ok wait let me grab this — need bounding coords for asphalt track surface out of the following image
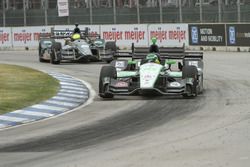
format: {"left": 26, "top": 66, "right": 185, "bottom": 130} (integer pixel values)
{"left": 0, "top": 51, "right": 249, "bottom": 167}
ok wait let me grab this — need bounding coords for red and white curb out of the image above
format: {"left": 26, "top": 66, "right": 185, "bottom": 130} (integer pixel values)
{"left": 0, "top": 72, "right": 90, "bottom": 130}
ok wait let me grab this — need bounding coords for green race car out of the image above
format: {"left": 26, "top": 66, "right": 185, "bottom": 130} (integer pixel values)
{"left": 99, "top": 46, "right": 204, "bottom": 98}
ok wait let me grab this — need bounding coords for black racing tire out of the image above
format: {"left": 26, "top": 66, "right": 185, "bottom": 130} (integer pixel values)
{"left": 38, "top": 43, "right": 46, "bottom": 62}
{"left": 99, "top": 66, "right": 117, "bottom": 98}
{"left": 53, "top": 42, "right": 62, "bottom": 51}
{"left": 105, "top": 41, "right": 117, "bottom": 52}
{"left": 50, "top": 42, "right": 61, "bottom": 65}
{"left": 106, "top": 60, "right": 112, "bottom": 63}
{"left": 39, "top": 56, "right": 46, "bottom": 63}
{"left": 182, "top": 65, "right": 198, "bottom": 79}
{"left": 38, "top": 43, "right": 41, "bottom": 57}
{"left": 50, "top": 52, "right": 58, "bottom": 64}
{"left": 198, "top": 74, "right": 204, "bottom": 94}
{"left": 182, "top": 65, "right": 198, "bottom": 97}
{"left": 103, "top": 42, "right": 117, "bottom": 63}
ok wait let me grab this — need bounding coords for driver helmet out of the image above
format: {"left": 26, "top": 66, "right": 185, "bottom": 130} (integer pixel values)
{"left": 151, "top": 37, "right": 157, "bottom": 45}
{"left": 146, "top": 53, "right": 160, "bottom": 64}
{"left": 72, "top": 33, "right": 81, "bottom": 40}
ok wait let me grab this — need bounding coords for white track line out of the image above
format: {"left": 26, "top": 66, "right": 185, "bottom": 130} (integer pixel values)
{"left": 13, "top": 110, "right": 54, "bottom": 117}
{"left": 59, "top": 89, "right": 87, "bottom": 94}
{"left": 46, "top": 100, "right": 78, "bottom": 107}
{"left": 0, "top": 115, "right": 29, "bottom": 123}
{"left": 60, "top": 82, "right": 82, "bottom": 87}
{"left": 61, "top": 86, "right": 85, "bottom": 91}
{"left": 0, "top": 124, "right": 7, "bottom": 128}
{"left": 52, "top": 96, "right": 83, "bottom": 102}
{"left": 57, "top": 93, "right": 85, "bottom": 98}
{"left": 31, "top": 104, "right": 68, "bottom": 111}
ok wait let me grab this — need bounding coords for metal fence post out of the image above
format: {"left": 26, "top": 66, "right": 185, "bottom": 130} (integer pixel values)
{"left": 2, "top": 0, "right": 6, "bottom": 27}
{"left": 23, "top": 0, "right": 27, "bottom": 26}
{"left": 68, "top": 0, "right": 70, "bottom": 24}
{"left": 199, "top": 0, "right": 203, "bottom": 23}
{"left": 45, "top": 0, "right": 48, "bottom": 25}
{"left": 159, "top": 0, "right": 163, "bottom": 23}
{"left": 237, "top": 0, "right": 241, "bottom": 22}
{"left": 89, "top": 0, "right": 93, "bottom": 24}
{"left": 136, "top": 0, "right": 140, "bottom": 24}
{"left": 113, "top": 0, "right": 116, "bottom": 24}
{"left": 178, "top": 0, "right": 182, "bottom": 22}
{"left": 218, "top": 0, "right": 221, "bottom": 22}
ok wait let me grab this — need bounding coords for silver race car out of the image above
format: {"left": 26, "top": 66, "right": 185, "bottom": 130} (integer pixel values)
{"left": 38, "top": 28, "right": 117, "bottom": 64}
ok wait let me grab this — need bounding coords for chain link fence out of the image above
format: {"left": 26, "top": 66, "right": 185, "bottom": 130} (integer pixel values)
{"left": 1, "top": 0, "right": 250, "bottom": 27}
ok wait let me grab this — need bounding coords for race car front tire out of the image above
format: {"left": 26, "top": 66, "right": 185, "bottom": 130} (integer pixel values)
{"left": 38, "top": 44, "right": 47, "bottom": 62}
{"left": 182, "top": 65, "right": 198, "bottom": 97}
{"left": 99, "top": 66, "right": 117, "bottom": 98}
{"left": 50, "top": 42, "right": 61, "bottom": 64}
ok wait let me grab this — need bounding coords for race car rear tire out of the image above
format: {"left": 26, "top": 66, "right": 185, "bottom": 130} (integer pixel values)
{"left": 50, "top": 42, "right": 61, "bottom": 64}
{"left": 182, "top": 65, "right": 198, "bottom": 78}
{"left": 198, "top": 74, "right": 204, "bottom": 94}
{"left": 182, "top": 65, "right": 198, "bottom": 97}
{"left": 105, "top": 41, "right": 117, "bottom": 52}
{"left": 104, "top": 41, "right": 117, "bottom": 63}
{"left": 99, "top": 66, "right": 117, "bottom": 98}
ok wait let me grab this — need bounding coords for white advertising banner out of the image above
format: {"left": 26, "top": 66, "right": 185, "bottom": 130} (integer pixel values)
{"left": 12, "top": 26, "right": 51, "bottom": 47}
{"left": 1, "top": 24, "right": 189, "bottom": 49}
{"left": 100, "top": 24, "right": 149, "bottom": 47}
{"left": 148, "top": 24, "right": 189, "bottom": 47}
{"left": 57, "top": 0, "right": 69, "bottom": 17}
{"left": 0, "top": 27, "right": 12, "bottom": 47}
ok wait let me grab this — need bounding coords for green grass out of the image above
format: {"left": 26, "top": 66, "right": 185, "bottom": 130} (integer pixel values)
{"left": 0, "top": 64, "right": 60, "bottom": 114}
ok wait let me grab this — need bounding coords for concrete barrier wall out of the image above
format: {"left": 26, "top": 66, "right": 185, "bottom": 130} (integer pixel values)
{"left": 0, "top": 23, "right": 249, "bottom": 52}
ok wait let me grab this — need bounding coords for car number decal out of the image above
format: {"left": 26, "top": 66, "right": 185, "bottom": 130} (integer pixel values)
{"left": 115, "top": 81, "right": 128, "bottom": 87}
{"left": 189, "top": 61, "right": 198, "bottom": 67}
{"left": 115, "top": 61, "right": 125, "bottom": 68}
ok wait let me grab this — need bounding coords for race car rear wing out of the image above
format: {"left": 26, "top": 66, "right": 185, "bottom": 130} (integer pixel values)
{"left": 49, "top": 27, "right": 101, "bottom": 39}
{"left": 114, "top": 51, "right": 133, "bottom": 58}
{"left": 39, "top": 32, "right": 52, "bottom": 39}
{"left": 112, "top": 43, "right": 203, "bottom": 60}
{"left": 131, "top": 44, "right": 203, "bottom": 60}
{"left": 158, "top": 51, "right": 203, "bottom": 60}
